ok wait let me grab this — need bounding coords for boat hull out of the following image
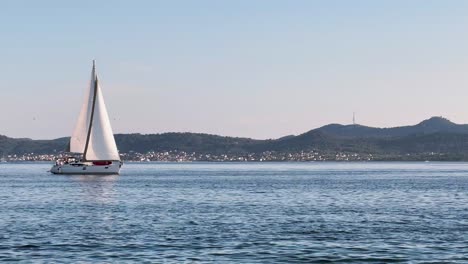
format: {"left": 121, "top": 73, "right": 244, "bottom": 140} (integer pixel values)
{"left": 50, "top": 162, "right": 122, "bottom": 175}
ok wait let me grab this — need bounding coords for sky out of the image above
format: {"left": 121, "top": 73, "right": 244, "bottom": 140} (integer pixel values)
{"left": 1, "top": 0, "right": 468, "bottom": 139}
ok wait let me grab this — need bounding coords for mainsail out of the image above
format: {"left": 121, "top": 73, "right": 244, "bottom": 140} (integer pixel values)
{"left": 69, "top": 64, "right": 95, "bottom": 153}
{"left": 68, "top": 61, "right": 120, "bottom": 161}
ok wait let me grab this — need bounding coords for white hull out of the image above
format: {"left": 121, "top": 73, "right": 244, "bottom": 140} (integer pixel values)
{"left": 50, "top": 162, "right": 122, "bottom": 175}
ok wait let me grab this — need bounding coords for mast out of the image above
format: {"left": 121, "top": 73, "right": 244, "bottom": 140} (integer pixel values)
{"left": 82, "top": 62, "right": 98, "bottom": 161}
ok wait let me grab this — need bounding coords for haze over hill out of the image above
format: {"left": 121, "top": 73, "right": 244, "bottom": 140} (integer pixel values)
{"left": 2, "top": 116, "right": 468, "bottom": 161}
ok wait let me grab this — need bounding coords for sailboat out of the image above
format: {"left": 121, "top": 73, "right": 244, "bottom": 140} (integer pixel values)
{"left": 51, "top": 61, "right": 122, "bottom": 174}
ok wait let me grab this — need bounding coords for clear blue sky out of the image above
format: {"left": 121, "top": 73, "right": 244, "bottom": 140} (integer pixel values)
{"left": 1, "top": 0, "right": 468, "bottom": 139}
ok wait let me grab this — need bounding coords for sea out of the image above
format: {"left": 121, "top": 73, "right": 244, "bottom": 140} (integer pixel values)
{"left": 0, "top": 162, "right": 467, "bottom": 263}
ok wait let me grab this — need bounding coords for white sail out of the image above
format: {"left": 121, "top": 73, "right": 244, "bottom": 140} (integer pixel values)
{"left": 84, "top": 77, "right": 120, "bottom": 161}
{"left": 69, "top": 65, "right": 96, "bottom": 153}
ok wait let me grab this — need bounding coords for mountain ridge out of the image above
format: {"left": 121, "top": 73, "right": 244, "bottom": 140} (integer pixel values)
{"left": 3, "top": 116, "right": 468, "bottom": 160}
{"left": 313, "top": 116, "right": 468, "bottom": 138}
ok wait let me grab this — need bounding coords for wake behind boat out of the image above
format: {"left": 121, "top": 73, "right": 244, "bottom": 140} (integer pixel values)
{"left": 51, "top": 61, "right": 122, "bottom": 174}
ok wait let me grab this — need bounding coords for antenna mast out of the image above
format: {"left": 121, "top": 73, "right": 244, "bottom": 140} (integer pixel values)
{"left": 353, "top": 112, "right": 356, "bottom": 125}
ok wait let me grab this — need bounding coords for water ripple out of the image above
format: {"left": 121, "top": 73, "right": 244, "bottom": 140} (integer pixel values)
{"left": 0, "top": 162, "right": 467, "bottom": 262}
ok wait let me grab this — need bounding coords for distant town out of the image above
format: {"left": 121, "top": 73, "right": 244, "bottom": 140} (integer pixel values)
{"left": 1, "top": 150, "right": 451, "bottom": 162}
{"left": 1, "top": 116, "right": 467, "bottom": 162}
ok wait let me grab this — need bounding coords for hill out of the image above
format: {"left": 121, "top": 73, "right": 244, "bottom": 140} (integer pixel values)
{"left": 315, "top": 117, "right": 468, "bottom": 138}
{"left": 3, "top": 116, "right": 468, "bottom": 161}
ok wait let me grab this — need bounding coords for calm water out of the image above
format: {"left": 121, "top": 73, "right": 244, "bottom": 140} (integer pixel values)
{"left": 0, "top": 162, "right": 467, "bottom": 263}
